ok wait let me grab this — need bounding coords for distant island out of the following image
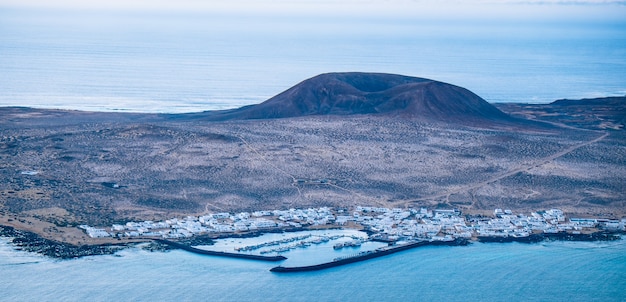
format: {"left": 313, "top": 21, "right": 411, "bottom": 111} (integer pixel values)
{"left": 0, "top": 72, "right": 624, "bottom": 258}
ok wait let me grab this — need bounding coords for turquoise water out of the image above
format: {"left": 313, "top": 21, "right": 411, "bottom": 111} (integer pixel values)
{"left": 1, "top": 7, "right": 625, "bottom": 113}
{"left": 1, "top": 235, "right": 625, "bottom": 301}
{"left": 1, "top": 5, "right": 626, "bottom": 301}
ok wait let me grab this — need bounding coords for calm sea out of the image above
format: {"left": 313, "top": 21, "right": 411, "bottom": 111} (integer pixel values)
{"left": 1, "top": 233, "right": 625, "bottom": 302}
{"left": 1, "top": 6, "right": 626, "bottom": 301}
{"left": 0, "top": 7, "right": 625, "bottom": 113}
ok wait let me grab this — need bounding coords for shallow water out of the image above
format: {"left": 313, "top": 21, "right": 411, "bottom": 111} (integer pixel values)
{"left": 1, "top": 234, "right": 625, "bottom": 301}
{"left": 1, "top": 5, "right": 625, "bottom": 301}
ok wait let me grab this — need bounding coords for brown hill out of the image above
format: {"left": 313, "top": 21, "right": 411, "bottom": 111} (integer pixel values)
{"left": 495, "top": 95, "right": 625, "bottom": 131}
{"left": 196, "top": 72, "right": 517, "bottom": 124}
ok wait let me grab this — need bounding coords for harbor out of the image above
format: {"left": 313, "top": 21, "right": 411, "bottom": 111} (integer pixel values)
{"left": 154, "top": 239, "right": 287, "bottom": 261}
{"left": 191, "top": 229, "right": 375, "bottom": 266}
{"left": 73, "top": 206, "right": 624, "bottom": 271}
{"left": 270, "top": 238, "right": 469, "bottom": 272}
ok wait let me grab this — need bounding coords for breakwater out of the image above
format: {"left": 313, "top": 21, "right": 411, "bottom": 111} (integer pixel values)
{"left": 154, "top": 239, "right": 287, "bottom": 261}
{"left": 270, "top": 238, "right": 468, "bottom": 273}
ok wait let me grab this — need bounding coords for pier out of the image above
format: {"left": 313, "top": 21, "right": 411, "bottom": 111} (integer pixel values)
{"left": 155, "top": 239, "right": 287, "bottom": 261}
{"left": 270, "top": 238, "right": 468, "bottom": 272}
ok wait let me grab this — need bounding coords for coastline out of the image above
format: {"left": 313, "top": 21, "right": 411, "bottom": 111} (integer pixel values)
{"left": 0, "top": 225, "right": 132, "bottom": 259}
{"left": 1, "top": 223, "right": 622, "bottom": 260}
{"left": 0, "top": 223, "right": 336, "bottom": 259}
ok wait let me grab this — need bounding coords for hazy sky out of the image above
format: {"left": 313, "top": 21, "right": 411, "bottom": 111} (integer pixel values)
{"left": 2, "top": 0, "right": 625, "bottom": 21}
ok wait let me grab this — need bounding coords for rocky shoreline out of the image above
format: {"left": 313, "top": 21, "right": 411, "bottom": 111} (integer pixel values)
{"left": 0, "top": 225, "right": 129, "bottom": 259}
{"left": 543, "top": 231, "right": 622, "bottom": 242}
{"left": 1, "top": 224, "right": 622, "bottom": 259}
{"left": 0, "top": 224, "right": 318, "bottom": 259}
{"left": 477, "top": 231, "right": 621, "bottom": 244}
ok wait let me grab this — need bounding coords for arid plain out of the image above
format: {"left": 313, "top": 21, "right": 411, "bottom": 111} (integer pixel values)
{"left": 0, "top": 74, "right": 624, "bottom": 245}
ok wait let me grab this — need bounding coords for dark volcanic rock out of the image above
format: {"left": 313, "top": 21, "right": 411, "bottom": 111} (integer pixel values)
{"left": 197, "top": 72, "right": 516, "bottom": 124}
{"left": 0, "top": 225, "right": 123, "bottom": 259}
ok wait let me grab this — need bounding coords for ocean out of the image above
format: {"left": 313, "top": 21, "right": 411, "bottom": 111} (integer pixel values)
{"left": 1, "top": 6, "right": 625, "bottom": 113}
{"left": 1, "top": 234, "right": 625, "bottom": 301}
{"left": 1, "top": 3, "right": 626, "bottom": 301}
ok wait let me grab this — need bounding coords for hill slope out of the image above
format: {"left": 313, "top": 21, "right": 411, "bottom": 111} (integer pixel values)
{"left": 198, "top": 72, "right": 516, "bottom": 124}
{"left": 495, "top": 95, "right": 626, "bottom": 131}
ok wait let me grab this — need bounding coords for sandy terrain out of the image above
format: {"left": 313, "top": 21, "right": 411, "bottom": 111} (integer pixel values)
{"left": 1, "top": 99, "right": 624, "bottom": 245}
